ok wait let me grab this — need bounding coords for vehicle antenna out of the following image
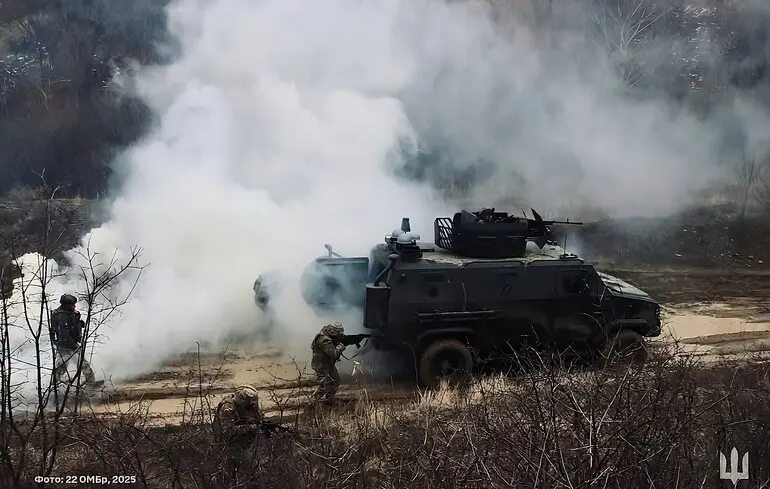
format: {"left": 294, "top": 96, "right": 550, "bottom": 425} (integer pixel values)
{"left": 564, "top": 226, "right": 569, "bottom": 255}
{"left": 563, "top": 222, "right": 569, "bottom": 257}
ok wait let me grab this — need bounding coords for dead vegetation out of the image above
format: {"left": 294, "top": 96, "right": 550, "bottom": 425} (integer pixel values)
{"left": 2, "top": 345, "right": 767, "bottom": 488}
{"left": 1, "top": 195, "right": 769, "bottom": 488}
{"left": 0, "top": 182, "right": 146, "bottom": 488}
{"left": 1, "top": 1, "right": 770, "bottom": 487}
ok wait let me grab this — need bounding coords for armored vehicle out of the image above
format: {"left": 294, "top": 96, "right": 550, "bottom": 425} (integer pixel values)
{"left": 254, "top": 208, "right": 662, "bottom": 387}
{"left": 304, "top": 208, "right": 661, "bottom": 386}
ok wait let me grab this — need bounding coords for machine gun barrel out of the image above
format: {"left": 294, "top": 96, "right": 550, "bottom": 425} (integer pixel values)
{"left": 339, "top": 333, "right": 384, "bottom": 348}
{"left": 529, "top": 208, "right": 583, "bottom": 228}
{"left": 259, "top": 419, "right": 292, "bottom": 438}
{"left": 540, "top": 219, "right": 583, "bottom": 226}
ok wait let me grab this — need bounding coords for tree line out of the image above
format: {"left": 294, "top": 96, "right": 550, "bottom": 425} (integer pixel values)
{"left": 1, "top": 0, "right": 770, "bottom": 198}
{"left": 0, "top": 0, "right": 169, "bottom": 197}
{"left": 397, "top": 0, "right": 770, "bottom": 196}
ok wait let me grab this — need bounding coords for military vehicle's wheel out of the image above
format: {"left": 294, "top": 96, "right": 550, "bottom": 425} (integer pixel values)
{"left": 601, "top": 330, "right": 648, "bottom": 365}
{"left": 418, "top": 338, "right": 474, "bottom": 388}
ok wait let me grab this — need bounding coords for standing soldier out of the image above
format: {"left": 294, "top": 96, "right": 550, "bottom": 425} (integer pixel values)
{"left": 310, "top": 322, "right": 347, "bottom": 404}
{"left": 50, "top": 294, "right": 102, "bottom": 388}
{"left": 253, "top": 271, "right": 282, "bottom": 342}
{"left": 212, "top": 385, "right": 264, "bottom": 480}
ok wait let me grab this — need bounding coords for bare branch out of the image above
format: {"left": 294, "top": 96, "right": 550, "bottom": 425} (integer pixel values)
{"left": 591, "top": 0, "right": 672, "bottom": 86}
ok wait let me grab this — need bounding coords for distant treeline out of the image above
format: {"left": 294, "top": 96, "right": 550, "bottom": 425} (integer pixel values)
{"left": 398, "top": 0, "right": 770, "bottom": 193}
{"left": 0, "top": 0, "right": 170, "bottom": 197}
{"left": 1, "top": 0, "right": 769, "bottom": 198}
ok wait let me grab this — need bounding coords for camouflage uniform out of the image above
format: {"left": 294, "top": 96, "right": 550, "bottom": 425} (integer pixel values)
{"left": 50, "top": 294, "right": 98, "bottom": 387}
{"left": 213, "top": 384, "right": 264, "bottom": 447}
{"left": 213, "top": 385, "right": 263, "bottom": 479}
{"left": 311, "top": 322, "right": 346, "bottom": 403}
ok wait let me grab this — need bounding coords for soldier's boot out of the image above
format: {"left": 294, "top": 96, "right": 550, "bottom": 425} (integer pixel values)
{"left": 312, "top": 383, "right": 334, "bottom": 404}
{"left": 325, "top": 385, "right": 339, "bottom": 405}
{"left": 312, "top": 385, "right": 327, "bottom": 403}
{"left": 316, "top": 381, "right": 339, "bottom": 405}
{"left": 81, "top": 361, "right": 104, "bottom": 388}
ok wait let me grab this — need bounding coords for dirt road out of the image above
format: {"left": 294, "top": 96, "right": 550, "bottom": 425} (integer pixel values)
{"left": 88, "top": 265, "right": 770, "bottom": 424}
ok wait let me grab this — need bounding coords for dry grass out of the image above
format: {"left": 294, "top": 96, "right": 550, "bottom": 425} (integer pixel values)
{"left": 3, "top": 344, "right": 769, "bottom": 488}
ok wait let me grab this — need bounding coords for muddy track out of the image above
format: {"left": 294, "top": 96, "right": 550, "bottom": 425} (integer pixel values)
{"left": 601, "top": 267, "right": 770, "bottom": 304}
{"left": 99, "top": 379, "right": 320, "bottom": 404}
{"left": 86, "top": 264, "right": 770, "bottom": 424}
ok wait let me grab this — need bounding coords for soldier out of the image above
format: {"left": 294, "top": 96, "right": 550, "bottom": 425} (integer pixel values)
{"left": 212, "top": 384, "right": 263, "bottom": 479}
{"left": 213, "top": 384, "right": 264, "bottom": 445}
{"left": 253, "top": 271, "right": 282, "bottom": 342}
{"left": 50, "top": 294, "right": 102, "bottom": 388}
{"left": 310, "top": 322, "right": 347, "bottom": 404}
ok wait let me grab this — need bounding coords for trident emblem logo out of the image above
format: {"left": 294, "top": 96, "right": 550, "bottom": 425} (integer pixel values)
{"left": 719, "top": 448, "right": 749, "bottom": 486}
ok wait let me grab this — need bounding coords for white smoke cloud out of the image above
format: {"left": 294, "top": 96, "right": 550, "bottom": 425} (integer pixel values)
{"left": 5, "top": 0, "right": 768, "bottom": 406}
{"left": 6, "top": 0, "right": 447, "bottom": 404}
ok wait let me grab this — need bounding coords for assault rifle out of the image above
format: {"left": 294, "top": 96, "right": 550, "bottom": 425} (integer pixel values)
{"left": 259, "top": 419, "right": 292, "bottom": 438}
{"left": 338, "top": 333, "right": 384, "bottom": 348}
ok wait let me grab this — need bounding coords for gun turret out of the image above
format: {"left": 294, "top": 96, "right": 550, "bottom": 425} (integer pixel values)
{"left": 434, "top": 207, "right": 583, "bottom": 259}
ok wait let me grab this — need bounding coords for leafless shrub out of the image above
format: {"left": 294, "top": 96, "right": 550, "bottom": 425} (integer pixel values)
{"left": 592, "top": 0, "right": 672, "bottom": 88}
{"left": 0, "top": 179, "right": 144, "bottom": 487}
{"left": 9, "top": 341, "right": 765, "bottom": 488}
{"left": 753, "top": 159, "right": 770, "bottom": 214}
{"left": 735, "top": 151, "right": 762, "bottom": 220}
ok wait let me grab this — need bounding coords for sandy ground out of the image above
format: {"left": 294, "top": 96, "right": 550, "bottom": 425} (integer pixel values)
{"left": 83, "top": 265, "right": 770, "bottom": 425}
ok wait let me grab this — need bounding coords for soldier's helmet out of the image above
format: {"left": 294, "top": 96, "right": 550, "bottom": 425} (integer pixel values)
{"left": 233, "top": 384, "right": 260, "bottom": 409}
{"left": 321, "top": 321, "right": 345, "bottom": 338}
{"left": 60, "top": 294, "right": 77, "bottom": 306}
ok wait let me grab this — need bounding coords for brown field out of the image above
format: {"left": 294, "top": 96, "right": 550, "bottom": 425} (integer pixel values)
{"left": 85, "top": 264, "right": 770, "bottom": 425}
{"left": 5, "top": 203, "right": 770, "bottom": 486}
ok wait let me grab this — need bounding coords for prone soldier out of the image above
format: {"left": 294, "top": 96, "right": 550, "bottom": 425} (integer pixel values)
{"left": 212, "top": 384, "right": 291, "bottom": 480}
{"left": 213, "top": 384, "right": 264, "bottom": 448}
{"left": 213, "top": 384, "right": 262, "bottom": 479}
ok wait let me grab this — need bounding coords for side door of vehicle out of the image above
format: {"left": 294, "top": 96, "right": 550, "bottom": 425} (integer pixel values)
{"left": 551, "top": 267, "right": 603, "bottom": 350}
{"left": 494, "top": 267, "right": 551, "bottom": 351}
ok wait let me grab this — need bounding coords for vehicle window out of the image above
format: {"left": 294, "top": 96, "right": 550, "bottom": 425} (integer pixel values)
{"left": 563, "top": 273, "right": 589, "bottom": 295}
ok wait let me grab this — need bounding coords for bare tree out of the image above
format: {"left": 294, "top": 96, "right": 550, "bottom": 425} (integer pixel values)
{"left": 591, "top": 0, "right": 673, "bottom": 88}
{"left": 63, "top": 240, "right": 144, "bottom": 410}
{"left": 753, "top": 160, "right": 770, "bottom": 212}
{"left": 735, "top": 150, "right": 762, "bottom": 222}
{"left": 0, "top": 181, "right": 144, "bottom": 487}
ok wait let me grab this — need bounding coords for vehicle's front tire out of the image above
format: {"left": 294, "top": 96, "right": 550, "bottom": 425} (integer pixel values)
{"left": 418, "top": 338, "right": 474, "bottom": 388}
